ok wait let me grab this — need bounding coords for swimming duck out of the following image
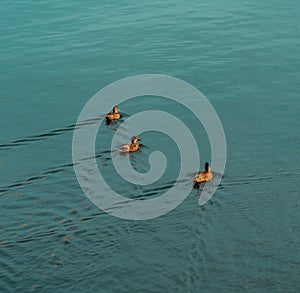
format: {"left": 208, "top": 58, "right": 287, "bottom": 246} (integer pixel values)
{"left": 120, "top": 136, "right": 140, "bottom": 153}
{"left": 106, "top": 105, "right": 121, "bottom": 124}
{"left": 193, "top": 162, "right": 213, "bottom": 189}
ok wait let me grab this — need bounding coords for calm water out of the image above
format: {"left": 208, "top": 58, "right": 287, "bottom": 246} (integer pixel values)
{"left": 1, "top": 0, "right": 300, "bottom": 291}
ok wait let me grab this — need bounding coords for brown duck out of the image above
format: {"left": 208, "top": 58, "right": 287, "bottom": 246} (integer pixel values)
{"left": 193, "top": 162, "right": 213, "bottom": 189}
{"left": 120, "top": 136, "right": 140, "bottom": 153}
{"left": 106, "top": 105, "right": 121, "bottom": 124}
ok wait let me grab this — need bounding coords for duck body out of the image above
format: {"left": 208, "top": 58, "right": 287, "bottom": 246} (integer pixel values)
{"left": 120, "top": 136, "right": 140, "bottom": 153}
{"left": 194, "top": 171, "right": 213, "bottom": 184}
{"left": 106, "top": 105, "right": 121, "bottom": 124}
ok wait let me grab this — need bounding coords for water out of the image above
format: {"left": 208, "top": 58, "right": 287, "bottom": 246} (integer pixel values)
{"left": 1, "top": 0, "right": 300, "bottom": 291}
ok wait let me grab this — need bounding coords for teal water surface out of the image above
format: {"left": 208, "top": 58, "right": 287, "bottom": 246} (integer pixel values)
{"left": 1, "top": 0, "right": 300, "bottom": 291}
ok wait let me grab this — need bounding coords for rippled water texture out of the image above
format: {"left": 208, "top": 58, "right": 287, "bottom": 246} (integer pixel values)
{"left": 1, "top": 0, "right": 300, "bottom": 291}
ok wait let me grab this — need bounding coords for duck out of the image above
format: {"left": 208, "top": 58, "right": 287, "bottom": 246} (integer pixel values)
{"left": 106, "top": 105, "right": 121, "bottom": 124}
{"left": 120, "top": 136, "right": 140, "bottom": 153}
{"left": 193, "top": 162, "right": 213, "bottom": 189}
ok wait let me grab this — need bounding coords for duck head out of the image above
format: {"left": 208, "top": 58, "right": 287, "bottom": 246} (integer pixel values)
{"left": 113, "top": 105, "right": 119, "bottom": 113}
{"left": 205, "top": 162, "right": 211, "bottom": 172}
{"left": 131, "top": 136, "right": 140, "bottom": 144}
